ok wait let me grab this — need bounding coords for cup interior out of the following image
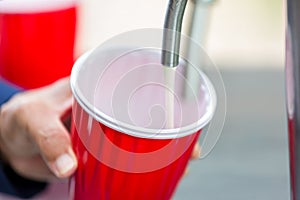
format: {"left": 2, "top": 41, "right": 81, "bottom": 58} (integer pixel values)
{"left": 71, "top": 47, "right": 216, "bottom": 139}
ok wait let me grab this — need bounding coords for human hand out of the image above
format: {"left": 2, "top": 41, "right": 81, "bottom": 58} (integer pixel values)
{"left": 183, "top": 142, "right": 201, "bottom": 177}
{"left": 0, "top": 77, "right": 77, "bottom": 182}
{"left": 0, "top": 75, "right": 200, "bottom": 183}
{"left": 191, "top": 142, "right": 201, "bottom": 160}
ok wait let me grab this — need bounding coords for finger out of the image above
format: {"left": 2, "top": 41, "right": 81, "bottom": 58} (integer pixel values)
{"left": 28, "top": 116, "right": 77, "bottom": 178}
{"left": 183, "top": 167, "right": 190, "bottom": 178}
{"left": 40, "top": 77, "right": 73, "bottom": 114}
{"left": 47, "top": 78, "right": 73, "bottom": 130}
{"left": 191, "top": 143, "right": 201, "bottom": 160}
{"left": 9, "top": 155, "right": 57, "bottom": 181}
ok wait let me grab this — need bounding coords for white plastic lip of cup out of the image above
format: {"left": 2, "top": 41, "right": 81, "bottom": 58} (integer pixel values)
{"left": 70, "top": 49, "right": 217, "bottom": 140}
{"left": 0, "top": 0, "right": 78, "bottom": 13}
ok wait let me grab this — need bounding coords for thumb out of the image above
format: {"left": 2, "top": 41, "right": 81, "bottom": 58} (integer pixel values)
{"left": 28, "top": 115, "right": 77, "bottom": 178}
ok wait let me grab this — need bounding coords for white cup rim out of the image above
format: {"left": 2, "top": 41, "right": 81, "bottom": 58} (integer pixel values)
{"left": 0, "top": 0, "right": 78, "bottom": 13}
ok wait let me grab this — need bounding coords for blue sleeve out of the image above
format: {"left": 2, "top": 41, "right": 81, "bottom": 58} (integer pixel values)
{"left": 0, "top": 79, "right": 48, "bottom": 198}
{"left": 0, "top": 79, "right": 21, "bottom": 105}
{"left": 0, "top": 164, "right": 47, "bottom": 198}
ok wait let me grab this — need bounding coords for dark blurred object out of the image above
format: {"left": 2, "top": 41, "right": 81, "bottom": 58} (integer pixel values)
{"left": 286, "top": 0, "right": 300, "bottom": 199}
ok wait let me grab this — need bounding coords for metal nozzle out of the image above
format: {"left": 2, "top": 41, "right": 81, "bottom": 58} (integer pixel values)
{"left": 161, "top": 0, "right": 188, "bottom": 68}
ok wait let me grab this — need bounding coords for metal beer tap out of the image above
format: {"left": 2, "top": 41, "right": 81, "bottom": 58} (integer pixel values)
{"left": 161, "top": 0, "right": 216, "bottom": 68}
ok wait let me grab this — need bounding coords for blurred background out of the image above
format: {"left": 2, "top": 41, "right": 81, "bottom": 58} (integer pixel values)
{"left": 75, "top": 0, "right": 288, "bottom": 199}
{"left": 76, "top": 0, "right": 284, "bottom": 70}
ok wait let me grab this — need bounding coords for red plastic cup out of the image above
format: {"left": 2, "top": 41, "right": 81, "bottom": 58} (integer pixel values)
{"left": 69, "top": 46, "right": 216, "bottom": 200}
{"left": 0, "top": 0, "right": 77, "bottom": 89}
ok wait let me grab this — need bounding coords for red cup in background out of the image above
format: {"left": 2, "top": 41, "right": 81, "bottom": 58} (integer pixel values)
{"left": 0, "top": 0, "right": 77, "bottom": 89}
{"left": 69, "top": 46, "right": 216, "bottom": 200}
